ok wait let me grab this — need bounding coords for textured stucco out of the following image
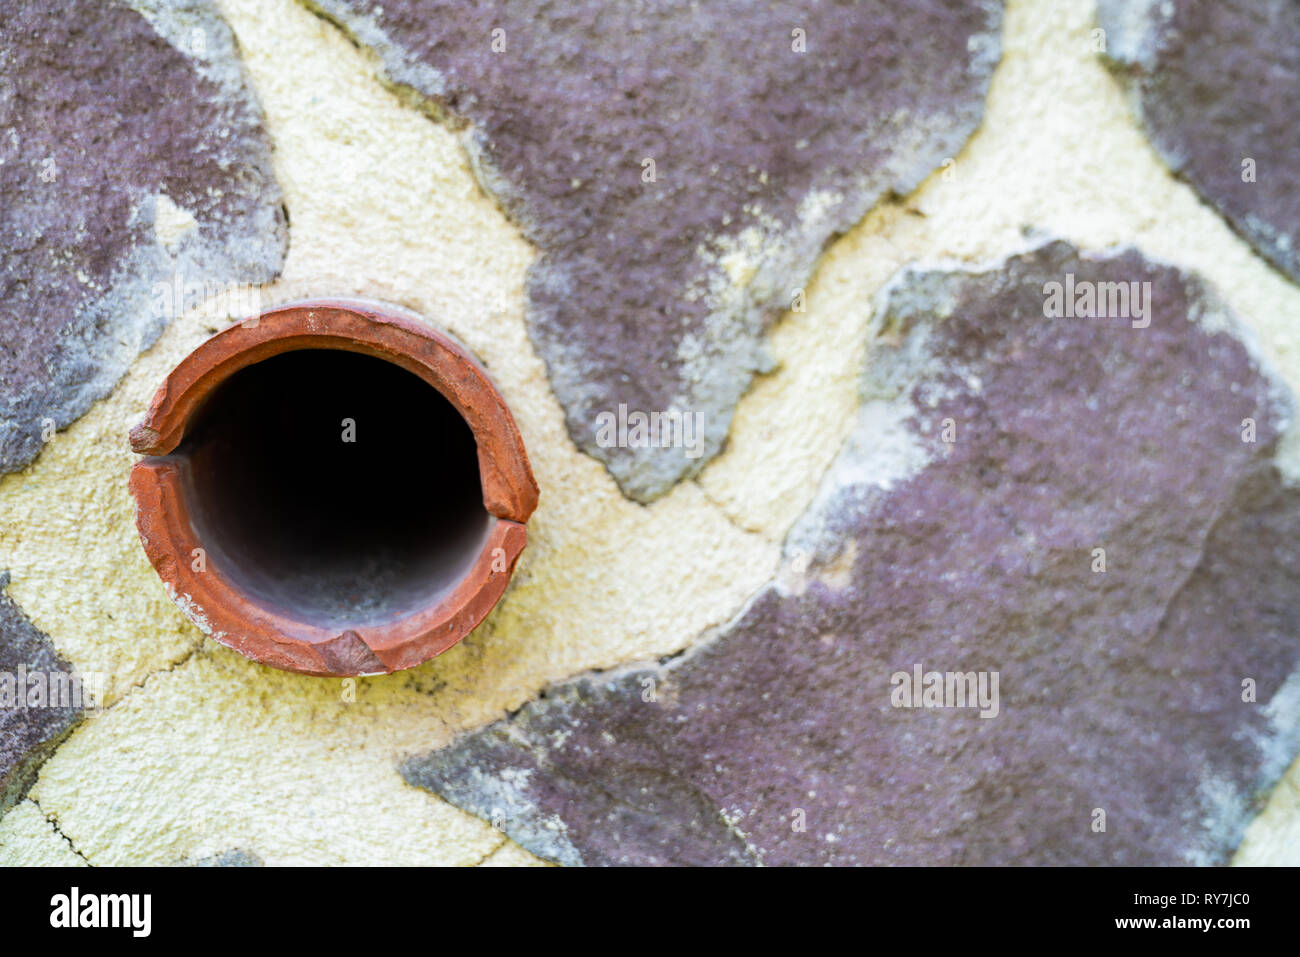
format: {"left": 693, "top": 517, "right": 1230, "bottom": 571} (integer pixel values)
{"left": 2, "top": 0, "right": 1299, "bottom": 865}
{"left": 0, "top": 799, "right": 89, "bottom": 866}
{"left": 1097, "top": 0, "right": 1300, "bottom": 283}
{"left": 0, "top": 572, "right": 83, "bottom": 814}
{"left": 408, "top": 242, "right": 1300, "bottom": 866}
{"left": 304, "top": 0, "right": 1004, "bottom": 502}
{"left": 1, "top": 0, "right": 773, "bottom": 865}
{"left": 0, "top": 0, "right": 286, "bottom": 474}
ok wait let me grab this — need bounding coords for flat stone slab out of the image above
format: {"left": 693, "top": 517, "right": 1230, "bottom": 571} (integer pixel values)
{"left": 309, "top": 0, "right": 1003, "bottom": 500}
{"left": 1098, "top": 0, "right": 1300, "bottom": 281}
{"left": 0, "top": 573, "right": 84, "bottom": 816}
{"left": 0, "top": 0, "right": 286, "bottom": 474}
{"left": 406, "top": 242, "right": 1300, "bottom": 865}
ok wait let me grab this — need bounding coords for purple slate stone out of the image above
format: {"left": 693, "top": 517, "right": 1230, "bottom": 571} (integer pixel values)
{"left": 187, "top": 848, "right": 264, "bottom": 866}
{"left": 0, "top": 573, "right": 83, "bottom": 816}
{"left": 405, "top": 242, "right": 1300, "bottom": 865}
{"left": 308, "top": 0, "right": 1003, "bottom": 501}
{"left": 1098, "top": 0, "right": 1300, "bottom": 281}
{"left": 0, "top": 0, "right": 286, "bottom": 474}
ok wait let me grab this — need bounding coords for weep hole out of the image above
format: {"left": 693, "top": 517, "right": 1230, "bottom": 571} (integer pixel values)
{"left": 128, "top": 300, "right": 538, "bottom": 676}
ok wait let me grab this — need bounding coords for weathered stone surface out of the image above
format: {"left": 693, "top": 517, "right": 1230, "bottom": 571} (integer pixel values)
{"left": 307, "top": 0, "right": 1003, "bottom": 500}
{"left": 1098, "top": 0, "right": 1300, "bottom": 281}
{"left": 0, "top": 573, "right": 83, "bottom": 816}
{"left": 188, "top": 847, "right": 264, "bottom": 866}
{"left": 406, "top": 242, "right": 1300, "bottom": 865}
{"left": 0, "top": 0, "right": 286, "bottom": 474}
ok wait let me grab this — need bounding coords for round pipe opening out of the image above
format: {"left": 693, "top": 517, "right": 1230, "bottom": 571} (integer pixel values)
{"left": 172, "top": 349, "right": 493, "bottom": 628}
{"left": 128, "top": 300, "right": 539, "bottom": 676}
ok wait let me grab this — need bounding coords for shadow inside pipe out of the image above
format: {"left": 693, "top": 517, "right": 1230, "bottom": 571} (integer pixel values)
{"left": 160, "top": 349, "right": 494, "bottom": 629}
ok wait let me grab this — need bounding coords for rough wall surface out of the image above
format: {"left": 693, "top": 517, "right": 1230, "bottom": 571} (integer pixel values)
{"left": 0, "top": 0, "right": 287, "bottom": 475}
{"left": 408, "top": 243, "right": 1300, "bottom": 865}
{"left": 308, "top": 0, "right": 1003, "bottom": 500}
{"left": 0, "top": 573, "right": 83, "bottom": 815}
{"left": 2, "top": 0, "right": 1299, "bottom": 866}
{"left": 1098, "top": 0, "right": 1300, "bottom": 283}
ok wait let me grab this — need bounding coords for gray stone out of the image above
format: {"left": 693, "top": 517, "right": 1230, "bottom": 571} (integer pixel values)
{"left": 306, "top": 0, "right": 1003, "bottom": 500}
{"left": 1098, "top": 0, "right": 1300, "bottom": 281}
{"left": 0, "top": 0, "right": 287, "bottom": 474}
{"left": 405, "top": 242, "right": 1300, "bottom": 865}
{"left": 0, "top": 573, "right": 84, "bottom": 817}
{"left": 188, "top": 848, "right": 265, "bottom": 866}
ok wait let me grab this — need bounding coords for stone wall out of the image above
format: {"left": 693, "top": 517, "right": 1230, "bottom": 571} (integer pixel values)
{"left": 2, "top": 0, "right": 1298, "bottom": 865}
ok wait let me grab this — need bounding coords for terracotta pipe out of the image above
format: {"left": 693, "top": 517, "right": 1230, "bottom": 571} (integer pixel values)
{"left": 128, "top": 299, "right": 538, "bottom": 677}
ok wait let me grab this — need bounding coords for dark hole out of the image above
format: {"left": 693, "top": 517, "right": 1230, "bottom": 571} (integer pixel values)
{"left": 164, "top": 349, "right": 492, "bottom": 628}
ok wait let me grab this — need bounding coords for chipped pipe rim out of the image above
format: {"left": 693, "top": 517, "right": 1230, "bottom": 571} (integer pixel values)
{"left": 127, "top": 299, "right": 539, "bottom": 677}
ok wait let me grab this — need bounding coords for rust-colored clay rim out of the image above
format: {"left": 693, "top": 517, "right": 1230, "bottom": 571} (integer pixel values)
{"left": 128, "top": 299, "right": 539, "bottom": 677}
